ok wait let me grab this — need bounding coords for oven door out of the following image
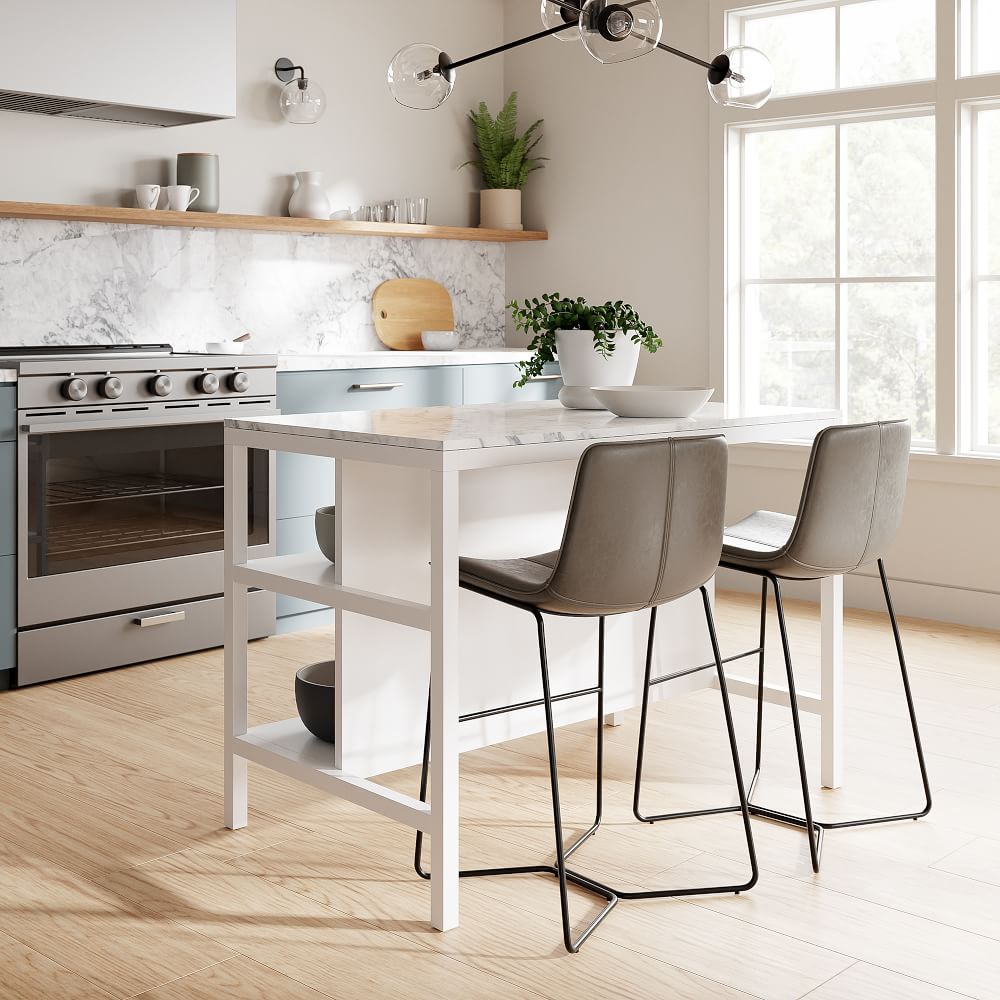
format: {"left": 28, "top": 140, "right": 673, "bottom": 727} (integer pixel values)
{"left": 17, "top": 407, "right": 275, "bottom": 627}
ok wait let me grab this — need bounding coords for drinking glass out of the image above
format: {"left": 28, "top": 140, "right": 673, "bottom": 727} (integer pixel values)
{"left": 406, "top": 197, "right": 429, "bottom": 225}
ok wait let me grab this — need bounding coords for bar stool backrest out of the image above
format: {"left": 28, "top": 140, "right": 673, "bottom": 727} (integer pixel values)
{"left": 546, "top": 435, "right": 728, "bottom": 614}
{"left": 788, "top": 420, "right": 910, "bottom": 575}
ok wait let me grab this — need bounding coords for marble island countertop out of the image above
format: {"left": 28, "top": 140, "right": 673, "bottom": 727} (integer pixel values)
{"left": 277, "top": 350, "right": 534, "bottom": 372}
{"left": 230, "top": 400, "right": 842, "bottom": 453}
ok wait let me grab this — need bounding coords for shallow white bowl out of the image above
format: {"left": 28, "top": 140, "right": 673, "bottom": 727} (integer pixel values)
{"left": 591, "top": 385, "right": 714, "bottom": 419}
{"left": 421, "top": 330, "right": 458, "bottom": 351}
{"left": 205, "top": 341, "right": 246, "bottom": 355}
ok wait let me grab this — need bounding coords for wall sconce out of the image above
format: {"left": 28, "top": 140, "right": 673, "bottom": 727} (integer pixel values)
{"left": 274, "top": 57, "right": 326, "bottom": 124}
{"left": 387, "top": 0, "right": 773, "bottom": 112}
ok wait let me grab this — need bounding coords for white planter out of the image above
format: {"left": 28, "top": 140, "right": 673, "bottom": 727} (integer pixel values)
{"left": 480, "top": 189, "right": 523, "bottom": 231}
{"left": 555, "top": 330, "right": 640, "bottom": 410}
{"left": 288, "top": 170, "right": 331, "bottom": 220}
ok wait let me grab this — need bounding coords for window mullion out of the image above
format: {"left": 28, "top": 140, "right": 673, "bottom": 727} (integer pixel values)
{"left": 835, "top": 123, "right": 847, "bottom": 415}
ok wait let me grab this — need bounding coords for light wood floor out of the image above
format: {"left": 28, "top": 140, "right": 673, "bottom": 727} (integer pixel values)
{"left": 0, "top": 591, "right": 997, "bottom": 999}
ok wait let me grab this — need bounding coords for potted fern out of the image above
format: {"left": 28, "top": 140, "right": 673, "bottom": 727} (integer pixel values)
{"left": 464, "top": 91, "right": 543, "bottom": 231}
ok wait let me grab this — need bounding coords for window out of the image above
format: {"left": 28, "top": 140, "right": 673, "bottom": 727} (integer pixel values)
{"left": 733, "top": 0, "right": 935, "bottom": 98}
{"left": 717, "top": 0, "right": 1000, "bottom": 457}
{"left": 971, "top": 106, "right": 1000, "bottom": 450}
{"left": 962, "top": 0, "right": 1000, "bottom": 77}
{"left": 742, "top": 115, "right": 936, "bottom": 441}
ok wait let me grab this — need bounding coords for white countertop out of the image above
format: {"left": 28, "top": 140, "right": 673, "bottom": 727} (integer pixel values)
{"left": 0, "top": 370, "right": 15, "bottom": 383}
{"left": 229, "top": 401, "right": 842, "bottom": 453}
{"left": 278, "top": 350, "right": 534, "bottom": 372}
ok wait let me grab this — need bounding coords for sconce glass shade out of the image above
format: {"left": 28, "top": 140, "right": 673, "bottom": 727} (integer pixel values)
{"left": 579, "top": 0, "right": 662, "bottom": 64}
{"left": 540, "top": 0, "right": 581, "bottom": 41}
{"left": 708, "top": 46, "right": 774, "bottom": 109}
{"left": 387, "top": 43, "right": 455, "bottom": 110}
{"left": 278, "top": 78, "right": 326, "bottom": 124}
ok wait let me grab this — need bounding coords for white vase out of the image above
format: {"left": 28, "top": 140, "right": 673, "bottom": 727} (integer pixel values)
{"left": 480, "top": 189, "right": 523, "bottom": 231}
{"left": 555, "top": 329, "right": 641, "bottom": 410}
{"left": 288, "top": 171, "right": 331, "bottom": 220}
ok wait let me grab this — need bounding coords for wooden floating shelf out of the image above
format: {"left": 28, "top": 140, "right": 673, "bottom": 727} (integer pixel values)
{"left": 0, "top": 201, "right": 548, "bottom": 243}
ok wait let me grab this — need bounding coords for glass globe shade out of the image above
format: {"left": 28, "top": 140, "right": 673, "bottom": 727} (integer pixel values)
{"left": 278, "top": 78, "right": 326, "bottom": 124}
{"left": 540, "top": 0, "right": 581, "bottom": 41}
{"left": 579, "top": 0, "right": 662, "bottom": 64}
{"left": 708, "top": 46, "right": 774, "bottom": 109}
{"left": 387, "top": 43, "right": 455, "bottom": 111}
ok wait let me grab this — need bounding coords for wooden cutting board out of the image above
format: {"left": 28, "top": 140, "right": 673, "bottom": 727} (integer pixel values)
{"left": 372, "top": 278, "right": 455, "bottom": 351}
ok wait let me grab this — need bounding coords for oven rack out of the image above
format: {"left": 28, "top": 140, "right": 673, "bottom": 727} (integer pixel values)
{"left": 47, "top": 473, "right": 221, "bottom": 507}
{"left": 44, "top": 514, "right": 223, "bottom": 559}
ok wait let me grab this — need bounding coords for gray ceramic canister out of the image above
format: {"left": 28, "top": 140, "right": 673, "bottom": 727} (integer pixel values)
{"left": 177, "top": 153, "right": 220, "bottom": 213}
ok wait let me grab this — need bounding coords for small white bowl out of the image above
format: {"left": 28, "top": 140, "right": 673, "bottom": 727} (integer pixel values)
{"left": 205, "top": 341, "right": 246, "bottom": 355}
{"left": 421, "top": 330, "right": 458, "bottom": 351}
{"left": 591, "top": 386, "right": 714, "bottom": 419}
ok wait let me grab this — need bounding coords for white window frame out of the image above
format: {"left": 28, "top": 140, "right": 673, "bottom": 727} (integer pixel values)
{"left": 710, "top": 0, "right": 1000, "bottom": 461}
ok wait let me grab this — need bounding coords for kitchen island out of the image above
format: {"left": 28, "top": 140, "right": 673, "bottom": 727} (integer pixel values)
{"left": 223, "top": 400, "right": 840, "bottom": 933}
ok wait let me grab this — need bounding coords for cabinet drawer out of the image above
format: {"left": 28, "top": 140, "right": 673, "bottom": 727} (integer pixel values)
{"left": 276, "top": 515, "right": 326, "bottom": 618}
{"left": 463, "top": 363, "right": 562, "bottom": 405}
{"left": 278, "top": 366, "right": 464, "bottom": 415}
{"left": 0, "top": 555, "right": 13, "bottom": 674}
{"left": 0, "top": 443, "right": 13, "bottom": 556}
{"left": 17, "top": 590, "right": 274, "bottom": 686}
{"left": 0, "top": 386, "right": 14, "bottom": 441}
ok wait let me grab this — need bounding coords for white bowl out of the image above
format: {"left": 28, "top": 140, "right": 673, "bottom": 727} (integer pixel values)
{"left": 591, "top": 386, "right": 714, "bottom": 419}
{"left": 421, "top": 330, "right": 458, "bottom": 351}
{"left": 205, "top": 341, "right": 246, "bottom": 355}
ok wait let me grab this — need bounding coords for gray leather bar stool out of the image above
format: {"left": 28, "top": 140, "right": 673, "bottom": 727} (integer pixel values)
{"left": 689, "top": 420, "right": 931, "bottom": 872}
{"left": 412, "top": 435, "right": 758, "bottom": 953}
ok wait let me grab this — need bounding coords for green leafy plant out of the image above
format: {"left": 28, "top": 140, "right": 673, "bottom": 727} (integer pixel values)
{"left": 463, "top": 91, "right": 544, "bottom": 190}
{"left": 509, "top": 293, "right": 663, "bottom": 387}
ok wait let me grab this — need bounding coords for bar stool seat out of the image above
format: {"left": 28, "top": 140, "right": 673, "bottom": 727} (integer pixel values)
{"left": 412, "top": 435, "right": 759, "bottom": 953}
{"left": 723, "top": 511, "right": 797, "bottom": 564}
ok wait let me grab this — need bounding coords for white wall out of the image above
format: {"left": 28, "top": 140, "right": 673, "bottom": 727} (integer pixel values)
{"left": 0, "top": 0, "right": 504, "bottom": 224}
{"left": 502, "top": 0, "right": 711, "bottom": 386}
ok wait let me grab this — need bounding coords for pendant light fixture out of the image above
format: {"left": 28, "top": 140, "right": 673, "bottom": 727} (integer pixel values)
{"left": 274, "top": 58, "right": 327, "bottom": 124}
{"left": 387, "top": 0, "right": 773, "bottom": 112}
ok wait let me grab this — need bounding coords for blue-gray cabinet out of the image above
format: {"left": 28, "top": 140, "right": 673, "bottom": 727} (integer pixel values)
{"left": 0, "top": 385, "right": 14, "bottom": 441}
{"left": 273, "top": 361, "right": 560, "bottom": 631}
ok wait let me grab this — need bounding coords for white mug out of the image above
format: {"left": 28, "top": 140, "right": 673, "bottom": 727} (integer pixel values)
{"left": 135, "top": 184, "right": 161, "bottom": 210}
{"left": 166, "top": 184, "right": 200, "bottom": 211}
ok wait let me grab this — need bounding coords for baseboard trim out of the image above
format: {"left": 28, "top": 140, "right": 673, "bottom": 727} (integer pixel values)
{"left": 716, "top": 568, "right": 1000, "bottom": 631}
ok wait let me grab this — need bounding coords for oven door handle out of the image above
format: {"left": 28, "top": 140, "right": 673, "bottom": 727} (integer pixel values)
{"left": 22, "top": 405, "right": 279, "bottom": 436}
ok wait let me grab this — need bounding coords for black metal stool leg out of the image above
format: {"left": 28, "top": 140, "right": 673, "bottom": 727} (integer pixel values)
{"left": 753, "top": 578, "right": 768, "bottom": 789}
{"left": 413, "top": 606, "right": 617, "bottom": 952}
{"left": 751, "top": 575, "right": 823, "bottom": 872}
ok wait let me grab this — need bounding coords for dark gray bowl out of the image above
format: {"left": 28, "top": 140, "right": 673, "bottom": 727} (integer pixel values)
{"left": 295, "top": 660, "right": 336, "bottom": 743}
{"left": 315, "top": 506, "right": 336, "bottom": 564}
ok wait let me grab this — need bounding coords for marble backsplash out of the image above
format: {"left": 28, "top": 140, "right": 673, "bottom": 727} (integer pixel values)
{"left": 0, "top": 219, "right": 506, "bottom": 353}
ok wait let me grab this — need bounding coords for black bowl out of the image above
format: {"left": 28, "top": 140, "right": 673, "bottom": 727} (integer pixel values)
{"left": 295, "top": 660, "right": 336, "bottom": 743}
{"left": 315, "top": 506, "right": 336, "bottom": 564}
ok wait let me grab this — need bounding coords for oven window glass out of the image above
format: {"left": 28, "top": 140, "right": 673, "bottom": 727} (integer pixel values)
{"left": 26, "top": 423, "right": 268, "bottom": 577}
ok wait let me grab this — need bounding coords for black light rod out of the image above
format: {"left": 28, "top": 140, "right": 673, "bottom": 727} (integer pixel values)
{"left": 655, "top": 40, "right": 715, "bottom": 71}
{"left": 442, "top": 22, "right": 576, "bottom": 73}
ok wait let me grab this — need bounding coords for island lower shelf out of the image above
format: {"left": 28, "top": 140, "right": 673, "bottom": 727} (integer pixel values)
{"left": 232, "top": 717, "right": 430, "bottom": 830}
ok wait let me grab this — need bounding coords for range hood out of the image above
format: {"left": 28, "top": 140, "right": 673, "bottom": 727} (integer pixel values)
{"left": 0, "top": 0, "right": 237, "bottom": 127}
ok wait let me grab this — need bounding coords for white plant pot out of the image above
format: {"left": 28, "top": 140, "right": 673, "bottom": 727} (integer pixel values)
{"left": 288, "top": 170, "right": 331, "bottom": 220}
{"left": 555, "top": 330, "right": 640, "bottom": 410}
{"left": 480, "top": 189, "right": 523, "bottom": 231}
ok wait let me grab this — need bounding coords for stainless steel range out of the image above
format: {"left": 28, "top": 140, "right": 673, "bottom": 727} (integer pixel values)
{"left": 4, "top": 344, "right": 277, "bottom": 686}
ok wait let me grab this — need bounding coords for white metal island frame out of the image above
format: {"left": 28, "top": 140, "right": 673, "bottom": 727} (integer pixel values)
{"left": 223, "top": 400, "right": 840, "bottom": 933}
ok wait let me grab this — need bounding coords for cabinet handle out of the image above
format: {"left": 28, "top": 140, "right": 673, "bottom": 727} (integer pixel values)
{"left": 528, "top": 375, "right": 562, "bottom": 383}
{"left": 134, "top": 611, "right": 186, "bottom": 628}
{"left": 350, "top": 382, "right": 405, "bottom": 391}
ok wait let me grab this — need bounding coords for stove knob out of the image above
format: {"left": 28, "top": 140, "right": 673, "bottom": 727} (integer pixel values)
{"left": 99, "top": 376, "right": 123, "bottom": 400}
{"left": 228, "top": 371, "right": 250, "bottom": 393}
{"left": 149, "top": 374, "right": 173, "bottom": 397}
{"left": 61, "top": 378, "right": 88, "bottom": 402}
{"left": 196, "top": 373, "right": 220, "bottom": 395}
